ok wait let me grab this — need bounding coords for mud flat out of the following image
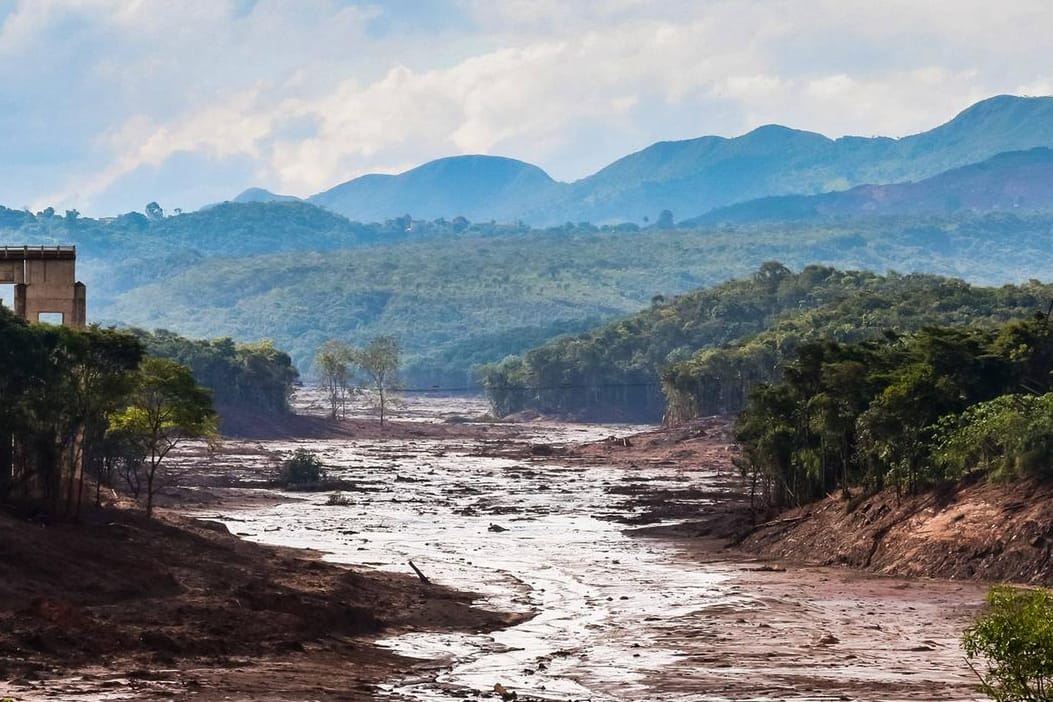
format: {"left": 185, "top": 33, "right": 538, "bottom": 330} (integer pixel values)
{"left": 176, "top": 397, "right": 988, "bottom": 701}
{"left": 1, "top": 393, "right": 994, "bottom": 700}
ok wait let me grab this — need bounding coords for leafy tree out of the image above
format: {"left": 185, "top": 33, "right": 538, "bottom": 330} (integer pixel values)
{"left": 315, "top": 340, "right": 354, "bottom": 419}
{"left": 353, "top": 336, "right": 400, "bottom": 425}
{"left": 280, "top": 448, "right": 326, "bottom": 486}
{"left": 963, "top": 585, "right": 1053, "bottom": 701}
{"left": 108, "top": 357, "right": 217, "bottom": 518}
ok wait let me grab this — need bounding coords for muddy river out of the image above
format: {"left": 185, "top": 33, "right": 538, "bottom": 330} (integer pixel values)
{"left": 188, "top": 394, "right": 987, "bottom": 701}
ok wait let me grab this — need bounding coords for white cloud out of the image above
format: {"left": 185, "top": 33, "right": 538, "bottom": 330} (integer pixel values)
{"left": 3, "top": 0, "right": 1053, "bottom": 214}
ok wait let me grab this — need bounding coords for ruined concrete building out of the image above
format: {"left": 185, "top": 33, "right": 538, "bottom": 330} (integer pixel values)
{"left": 0, "top": 245, "right": 86, "bottom": 326}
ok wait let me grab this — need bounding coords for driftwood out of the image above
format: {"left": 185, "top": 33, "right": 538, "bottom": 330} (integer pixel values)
{"left": 408, "top": 560, "right": 431, "bottom": 585}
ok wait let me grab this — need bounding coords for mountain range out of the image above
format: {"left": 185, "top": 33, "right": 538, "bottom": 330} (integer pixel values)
{"left": 686, "top": 147, "right": 1053, "bottom": 224}
{"left": 233, "top": 95, "right": 1053, "bottom": 225}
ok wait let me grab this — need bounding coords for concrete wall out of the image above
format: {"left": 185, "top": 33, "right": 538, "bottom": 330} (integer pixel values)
{"left": 0, "top": 248, "right": 85, "bottom": 327}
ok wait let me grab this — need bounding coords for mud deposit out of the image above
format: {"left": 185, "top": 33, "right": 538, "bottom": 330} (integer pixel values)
{"left": 178, "top": 394, "right": 987, "bottom": 702}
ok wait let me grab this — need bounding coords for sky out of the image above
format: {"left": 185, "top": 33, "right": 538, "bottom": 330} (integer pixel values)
{"left": 1, "top": 0, "right": 1051, "bottom": 216}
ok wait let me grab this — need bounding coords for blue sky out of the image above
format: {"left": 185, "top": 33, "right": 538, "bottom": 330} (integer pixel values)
{"left": 1, "top": 0, "right": 1051, "bottom": 216}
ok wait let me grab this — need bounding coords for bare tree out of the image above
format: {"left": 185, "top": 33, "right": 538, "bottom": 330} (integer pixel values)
{"left": 314, "top": 340, "right": 354, "bottom": 419}
{"left": 352, "top": 336, "right": 400, "bottom": 425}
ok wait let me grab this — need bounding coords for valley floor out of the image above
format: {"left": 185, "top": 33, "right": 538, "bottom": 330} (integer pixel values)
{"left": 2, "top": 399, "right": 1028, "bottom": 700}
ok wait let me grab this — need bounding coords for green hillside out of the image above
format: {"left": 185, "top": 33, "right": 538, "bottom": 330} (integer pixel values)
{"left": 484, "top": 263, "right": 1053, "bottom": 422}
{"left": 96, "top": 212, "right": 1053, "bottom": 385}
{"left": 688, "top": 148, "right": 1053, "bottom": 224}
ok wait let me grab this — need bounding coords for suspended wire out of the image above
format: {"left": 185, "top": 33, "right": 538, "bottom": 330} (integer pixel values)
{"left": 371, "top": 381, "right": 663, "bottom": 394}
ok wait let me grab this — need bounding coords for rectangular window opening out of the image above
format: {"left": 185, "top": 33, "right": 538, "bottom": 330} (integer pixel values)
{"left": 37, "top": 312, "right": 64, "bottom": 325}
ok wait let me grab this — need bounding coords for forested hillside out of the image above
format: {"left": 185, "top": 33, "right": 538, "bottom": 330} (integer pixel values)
{"left": 736, "top": 316, "right": 1053, "bottom": 509}
{"left": 7, "top": 198, "right": 1053, "bottom": 385}
{"left": 688, "top": 148, "right": 1053, "bottom": 224}
{"left": 483, "top": 264, "right": 1053, "bottom": 422}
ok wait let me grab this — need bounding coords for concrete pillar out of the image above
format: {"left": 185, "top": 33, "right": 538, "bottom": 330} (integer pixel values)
{"left": 14, "top": 283, "right": 26, "bottom": 319}
{"left": 73, "top": 282, "right": 87, "bottom": 328}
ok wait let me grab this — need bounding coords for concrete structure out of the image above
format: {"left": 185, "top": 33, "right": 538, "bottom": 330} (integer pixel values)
{"left": 0, "top": 246, "right": 86, "bottom": 515}
{"left": 0, "top": 245, "right": 86, "bottom": 326}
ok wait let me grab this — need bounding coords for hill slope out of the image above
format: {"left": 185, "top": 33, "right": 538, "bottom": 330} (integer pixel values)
{"left": 232, "top": 187, "right": 300, "bottom": 204}
{"left": 689, "top": 147, "right": 1053, "bottom": 223}
{"left": 544, "top": 95, "right": 1053, "bottom": 224}
{"left": 292, "top": 95, "right": 1053, "bottom": 224}
{"left": 308, "top": 155, "right": 562, "bottom": 222}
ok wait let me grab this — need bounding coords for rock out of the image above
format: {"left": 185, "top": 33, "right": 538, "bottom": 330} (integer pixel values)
{"left": 488, "top": 523, "right": 508, "bottom": 533}
{"left": 817, "top": 634, "right": 840, "bottom": 646}
{"left": 493, "top": 682, "right": 517, "bottom": 700}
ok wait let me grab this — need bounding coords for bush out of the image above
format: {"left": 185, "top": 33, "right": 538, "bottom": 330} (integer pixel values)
{"left": 325, "top": 491, "right": 351, "bottom": 506}
{"left": 280, "top": 449, "right": 326, "bottom": 486}
{"left": 962, "top": 584, "right": 1053, "bottom": 701}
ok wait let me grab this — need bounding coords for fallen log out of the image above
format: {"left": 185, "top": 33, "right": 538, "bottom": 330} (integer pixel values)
{"left": 408, "top": 560, "right": 431, "bottom": 585}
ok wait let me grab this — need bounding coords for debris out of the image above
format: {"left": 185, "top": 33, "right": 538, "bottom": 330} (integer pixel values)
{"left": 408, "top": 560, "right": 431, "bottom": 585}
{"left": 493, "top": 683, "right": 517, "bottom": 700}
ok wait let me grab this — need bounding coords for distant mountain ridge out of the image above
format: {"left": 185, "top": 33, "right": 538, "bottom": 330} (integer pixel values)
{"left": 233, "top": 95, "right": 1053, "bottom": 225}
{"left": 686, "top": 147, "right": 1053, "bottom": 224}
{"left": 232, "top": 187, "right": 300, "bottom": 204}
{"left": 308, "top": 155, "right": 560, "bottom": 223}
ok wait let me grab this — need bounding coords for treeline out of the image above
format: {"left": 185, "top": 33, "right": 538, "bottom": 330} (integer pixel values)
{"left": 736, "top": 316, "right": 1053, "bottom": 509}
{"left": 0, "top": 309, "right": 214, "bottom": 518}
{"left": 13, "top": 196, "right": 1053, "bottom": 386}
{"left": 482, "top": 263, "right": 1053, "bottom": 421}
{"left": 130, "top": 329, "right": 298, "bottom": 415}
{"left": 661, "top": 265, "right": 1053, "bottom": 421}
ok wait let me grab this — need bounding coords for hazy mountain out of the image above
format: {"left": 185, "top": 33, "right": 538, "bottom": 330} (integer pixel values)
{"left": 277, "top": 95, "right": 1053, "bottom": 225}
{"left": 307, "top": 155, "right": 562, "bottom": 222}
{"left": 231, "top": 187, "right": 300, "bottom": 204}
{"left": 539, "top": 95, "right": 1053, "bottom": 224}
{"left": 687, "top": 147, "right": 1053, "bottom": 224}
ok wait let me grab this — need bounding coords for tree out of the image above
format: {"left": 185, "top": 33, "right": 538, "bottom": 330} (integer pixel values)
{"left": 107, "top": 357, "right": 217, "bottom": 518}
{"left": 656, "top": 209, "right": 675, "bottom": 229}
{"left": 963, "top": 585, "right": 1053, "bottom": 701}
{"left": 280, "top": 448, "right": 326, "bottom": 486}
{"left": 314, "top": 340, "right": 353, "bottom": 419}
{"left": 352, "top": 336, "right": 400, "bottom": 425}
{"left": 144, "top": 201, "right": 164, "bottom": 221}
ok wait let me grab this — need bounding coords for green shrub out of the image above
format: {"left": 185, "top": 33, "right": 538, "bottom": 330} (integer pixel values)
{"left": 962, "top": 584, "right": 1053, "bottom": 701}
{"left": 280, "top": 449, "right": 326, "bottom": 486}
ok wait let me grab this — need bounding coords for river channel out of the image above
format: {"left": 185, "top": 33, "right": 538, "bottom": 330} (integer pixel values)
{"left": 190, "top": 394, "right": 986, "bottom": 702}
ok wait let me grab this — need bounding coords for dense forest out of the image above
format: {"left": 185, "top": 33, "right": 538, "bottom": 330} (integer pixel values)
{"left": 8, "top": 198, "right": 1053, "bottom": 385}
{"left": 483, "top": 264, "right": 1053, "bottom": 422}
{"left": 0, "top": 310, "right": 212, "bottom": 518}
{"left": 130, "top": 329, "right": 299, "bottom": 416}
{"left": 0, "top": 312, "right": 300, "bottom": 517}
{"left": 736, "top": 316, "right": 1053, "bottom": 509}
